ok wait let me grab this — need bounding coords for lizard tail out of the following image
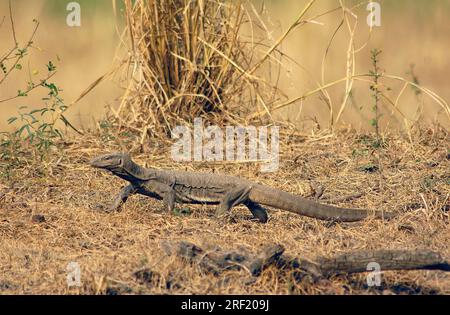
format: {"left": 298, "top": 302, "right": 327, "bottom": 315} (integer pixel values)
{"left": 250, "top": 185, "right": 395, "bottom": 222}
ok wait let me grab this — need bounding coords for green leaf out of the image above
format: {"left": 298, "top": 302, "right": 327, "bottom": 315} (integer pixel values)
{"left": 7, "top": 117, "right": 17, "bottom": 124}
{"left": 18, "top": 48, "right": 27, "bottom": 56}
{"left": 38, "top": 123, "right": 49, "bottom": 131}
{"left": 26, "top": 114, "right": 38, "bottom": 124}
{"left": 17, "top": 90, "right": 28, "bottom": 97}
{"left": 16, "top": 124, "right": 28, "bottom": 137}
{"left": 28, "top": 133, "right": 35, "bottom": 144}
{"left": 24, "top": 125, "right": 32, "bottom": 137}
{"left": 47, "top": 61, "right": 56, "bottom": 72}
{"left": 54, "top": 129, "right": 63, "bottom": 139}
{"left": 29, "top": 109, "right": 44, "bottom": 115}
{"left": 45, "top": 82, "right": 58, "bottom": 96}
{"left": 15, "top": 64, "right": 22, "bottom": 70}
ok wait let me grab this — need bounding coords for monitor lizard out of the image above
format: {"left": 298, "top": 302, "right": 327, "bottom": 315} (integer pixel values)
{"left": 90, "top": 152, "right": 394, "bottom": 223}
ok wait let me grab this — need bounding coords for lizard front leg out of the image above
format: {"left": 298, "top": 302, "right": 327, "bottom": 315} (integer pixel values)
{"left": 163, "top": 186, "right": 176, "bottom": 213}
{"left": 108, "top": 184, "right": 137, "bottom": 212}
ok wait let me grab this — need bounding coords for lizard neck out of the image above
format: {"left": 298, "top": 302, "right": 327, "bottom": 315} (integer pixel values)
{"left": 111, "top": 158, "right": 154, "bottom": 183}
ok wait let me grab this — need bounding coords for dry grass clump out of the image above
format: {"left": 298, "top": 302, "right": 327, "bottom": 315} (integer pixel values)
{"left": 110, "top": 0, "right": 283, "bottom": 140}
{"left": 0, "top": 126, "right": 448, "bottom": 294}
{"left": 85, "top": 0, "right": 450, "bottom": 144}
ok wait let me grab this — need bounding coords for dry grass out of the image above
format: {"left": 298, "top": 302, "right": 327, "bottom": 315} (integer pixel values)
{"left": 109, "top": 0, "right": 283, "bottom": 142}
{"left": 0, "top": 126, "right": 448, "bottom": 295}
{"left": 103, "top": 0, "right": 450, "bottom": 144}
{"left": 2, "top": 1, "right": 450, "bottom": 132}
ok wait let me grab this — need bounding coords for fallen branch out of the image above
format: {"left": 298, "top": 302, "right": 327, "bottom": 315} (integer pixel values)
{"left": 290, "top": 249, "right": 450, "bottom": 277}
{"left": 161, "top": 241, "right": 450, "bottom": 279}
{"left": 160, "top": 241, "right": 284, "bottom": 276}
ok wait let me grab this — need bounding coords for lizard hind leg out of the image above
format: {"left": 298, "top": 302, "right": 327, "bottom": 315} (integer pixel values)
{"left": 244, "top": 201, "right": 269, "bottom": 223}
{"left": 215, "top": 185, "right": 253, "bottom": 219}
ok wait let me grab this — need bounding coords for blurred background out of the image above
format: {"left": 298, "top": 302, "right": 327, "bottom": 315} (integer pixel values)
{"left": 1, "top": 0, "right": 449, "bottom": 132}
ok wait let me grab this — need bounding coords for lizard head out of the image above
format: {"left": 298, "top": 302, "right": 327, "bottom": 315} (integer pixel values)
{"left": 90, "top": 152, "right": 147, "bottom": 182}
{"left": 90, "top": 152, "right": 131, "bottom": 171}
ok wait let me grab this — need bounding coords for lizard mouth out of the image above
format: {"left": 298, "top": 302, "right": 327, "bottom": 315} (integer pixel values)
{"left": 89, "top": 156, "right": 122, "bottom": 169}
{"left": 89, "top": 157, "right": 105, "bottom": 168}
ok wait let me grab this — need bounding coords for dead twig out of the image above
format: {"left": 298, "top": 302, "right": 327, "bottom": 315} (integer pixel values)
{"left": 164, "top": 241, "right": 450, "bottom": 279}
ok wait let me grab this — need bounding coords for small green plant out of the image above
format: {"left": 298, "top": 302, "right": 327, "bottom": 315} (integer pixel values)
{"left": 0, "top": 2, "right": 76, "bottom": 165}
{"left": 369, "top": 49, "right": 383, "bottom": 148}
{"left": 6, "top": 69, "right": 69, "bottom": 153}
